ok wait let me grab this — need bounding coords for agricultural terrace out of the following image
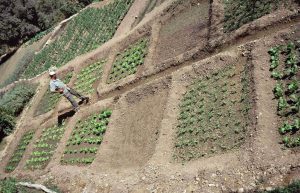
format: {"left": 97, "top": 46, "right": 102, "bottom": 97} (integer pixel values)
{"left": 223, "top": 0, "right": 290, "bottom": 32}
{"left": 74, "top": 60, "right": 106, "bottom": 95}
{"left": 5, "top": 131, "right": 34, "bottom": 173}
{"left": 107, "top": 38, "right": 149, "bottom": 83}
{"left": 26, "top": 125, "right": 65, "bottom": 170}
{"left": 269, "top": 42, "right": 300, "bottom": 147}
{"left": 22, "top": 0, "right": 134, "bottom": 78}
{"left": 174, "top": 63, "right": 253, "bottom": 161}
{"left": 61, "top": 110, "right": 112, "bottom": 165}
{"left": 35, "top": 72, "right": 73, "bottom": 116}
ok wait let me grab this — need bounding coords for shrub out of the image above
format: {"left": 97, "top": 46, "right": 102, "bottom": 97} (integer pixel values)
{"left": 0, "top": 107, "right": 15, "bottom": 136}
{"left": 0, "top": 178, "right": 17, "bottom": 193}
{"left": 0, "top": 83, "right": 37, "bottom": 116}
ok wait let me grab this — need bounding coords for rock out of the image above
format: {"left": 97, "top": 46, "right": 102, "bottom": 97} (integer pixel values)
{"left": 238, "top": 188, "right": 244, "bottom": 193}
{"left": 266, "top": 187, "right": 273, "bottom": 191}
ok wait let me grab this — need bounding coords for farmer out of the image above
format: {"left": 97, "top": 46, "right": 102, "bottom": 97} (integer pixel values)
{"left": 49, "top": 70, "right": 89, "bottom": 112}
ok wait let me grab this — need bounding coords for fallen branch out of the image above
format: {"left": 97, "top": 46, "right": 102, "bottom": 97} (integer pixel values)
{"left": 17, "top": 182, "right": 57, "bottom": 193}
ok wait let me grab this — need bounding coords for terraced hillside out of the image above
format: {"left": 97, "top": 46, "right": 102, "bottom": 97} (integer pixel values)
{"left": 1, "top": 0, "right": 300, "bottom": 192}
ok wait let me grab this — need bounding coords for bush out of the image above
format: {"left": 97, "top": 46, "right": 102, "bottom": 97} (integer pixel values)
{"left": 0, "top": 107, "right": 15, "bottom": 136}
{"left": 0, "top": 178, "right": 17, "bottom": 193}
{"left": 0, "top": 83, "right": 37, "bottom": 116}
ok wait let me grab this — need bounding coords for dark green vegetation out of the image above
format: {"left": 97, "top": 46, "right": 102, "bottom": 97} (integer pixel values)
{"left": 35, "top": 72, "right": 73, "bottom": 116}
{"left": 0, "top": 0, "right": 92, "bottom": 57}
{"left": 107, "top": 38, "right": 149, "bottom": 83}
{"left": 74, "top": 60, "right": 106, "bottom": 95}
{"left": 26, "top": 124, "right": 65, "bottom": 170}
{"left": 223, "top": 0, "right": 289, "bottom": 32}
{"left": 61, "top": 110, "right": 112, "bottom": 165}
{"left": 269, "top": 42, "right": 300, "bottom": 148}
{"left": 0, "top": 177, "right": 62, "bottom": 193}
{"left": 258, "top": 180, "right": 300, "bottom": 193}
{"left": 0, "top": 83, "right": 37, "bottom": 117}
{"left": 5, "top": 131, "right": 34, "bottom": 172}
{"left": 0, "top": 83, "right": 37, "bottom": 138}
{"left": 174, "top": 63, "right": 253, "bottom": 161}
{"left": 0, "top": 108, "right": 16, "bottom": 137}
{"left": 23, "top": 0, "right": 134, "bottom": 78}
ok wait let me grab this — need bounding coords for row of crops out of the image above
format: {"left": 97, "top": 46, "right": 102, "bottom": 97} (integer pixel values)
{"left": 223, "top": 0, "right": 289, "bottom": 32}
{"left": 174, "top": 63, "right": 253, "bottom": 161}
{"left": 107, "top": 38, "right": 149, "bottom": 84}
{"left": 269, "top": 42, "right": 300, "bottom": 147}
{"left": 74, "top": 60, "right": 106, "bottom": 95}
{"left": 5, "top": 110, "right": 112, "bottom": 172}
{"left": 22, "top": 0, "right": 134, "bottom": 78}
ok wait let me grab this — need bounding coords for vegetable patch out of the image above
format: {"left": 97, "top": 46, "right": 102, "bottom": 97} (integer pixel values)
{"left": 174, "top": 63, "right": 253, "bottom": 161}
{"left": 107, "top": 38, "right": 149, "bottom": 83}
{"left": 26, "top": 124, "right": 65, "bottom": 170}
{"left": 269, "top": 42, "right": 300, "bottom": 147}
{"left": 5, "top": 131, "right": 34, "bottom": 172}
{"left": 61, "top": 110, "right": 112, "bottom": 165}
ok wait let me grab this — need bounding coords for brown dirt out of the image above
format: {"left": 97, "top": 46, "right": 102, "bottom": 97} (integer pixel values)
{"left": 153, "top": 0, "right": 210, "bottom": 64}
{"left": 1, "top": 0, "right": 300, "bottom": 193}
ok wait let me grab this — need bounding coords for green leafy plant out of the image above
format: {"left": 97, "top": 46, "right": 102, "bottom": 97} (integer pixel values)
{"left": 26, "top": 125, "right": 65, "bottom": 170}
{"left": 273, "top": 82, "right": 284, "bottom": 98}
{"left": 61, "top": 110, "right": 112, "bottom": 165}
{"left": 74, "top": 60, "right": 106, "bottom": 94}
{"left": 107, "top": 38, "right": 149, "bottom": 83}
{"left": 5, "top": 131, "right": 34, "bottom": 172}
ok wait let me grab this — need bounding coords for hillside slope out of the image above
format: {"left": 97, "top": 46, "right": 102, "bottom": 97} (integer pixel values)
{"left": 1, "top": 0, "right": 300, "bottom": 192}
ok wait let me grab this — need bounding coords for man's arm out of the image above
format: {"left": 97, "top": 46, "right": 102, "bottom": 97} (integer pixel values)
{"left": 50, "top": 82, "right": 64, "bottom": 94}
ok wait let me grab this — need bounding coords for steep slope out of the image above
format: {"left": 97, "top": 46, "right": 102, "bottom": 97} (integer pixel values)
{"left": 0, "top": 0, "right": 300, "bottom": 192}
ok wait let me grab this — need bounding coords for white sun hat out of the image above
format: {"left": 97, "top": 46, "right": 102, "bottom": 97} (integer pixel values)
{"left": 48, "top": 66, "right": 58, "bottom": 75}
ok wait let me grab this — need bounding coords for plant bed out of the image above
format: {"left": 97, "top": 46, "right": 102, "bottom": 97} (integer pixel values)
{"left": 74, "top": 60, "right": 106, "bottom": 95}
{"left": 107, "top": 38, "right": 149, "bottom": 84}
{"left": 5, "top": 130, "right": 35, "bottom": 173}
{"left": 22, "top": 0, "right": 134, "bottom": 78}
{"left": 223, "top": 0, "right": 292, "bottom": 32}
{"left": 268, "top": 41, "right": 300, "bottom": 148}
{"left": 35, "top": 72, "right": 73, "bottom": 116}
{"left": 174, "top": 62, "right": 253, "bottom": 161}
{"left": 26, "top": 124, "right": 65, "bottom": 170}
{"left": 61, "top": 110, "right": 112, "bottom": 165}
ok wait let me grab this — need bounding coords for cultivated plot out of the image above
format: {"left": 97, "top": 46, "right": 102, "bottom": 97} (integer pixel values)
{"left": 174, "top": 62, "right": 253, "bottom": 161}
{"left": 5, "top": 130, "right": 35, "bottom": 172}
{"left": 26, "top": 125, "right": 65, "bottom": 170}
{"left": 61, "top": 110, "right": 112, "bottom": 165}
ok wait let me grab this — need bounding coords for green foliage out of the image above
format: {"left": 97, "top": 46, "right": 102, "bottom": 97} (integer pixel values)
{"left": 35, "top": 72, "right": 73, "bottom": 116}
{"left": 61, "top": 110, "right": 112, "bottom": 165}
{"left": 174, "top": 64, "right": 252, "bottom": 161}
{"left": 0, "top": 107, "right": 15, "bottom": 136}
{"left": 26, "top": 125, "right": 65, "bottom": 170}
{"left": 223, "top": 0, "right": 286, "bottom": 32}
{"left": 269, "top": 41, "right": 300, "bottom": 147}
{"left": 23, "top": 0, "right": 134, "bottom": 78}
{"left": 26, "top": 28, "right": 54, "bottom": 46}
{"left": 5, "top": 131, "right": 34, "bottom": 172}
{"left": 0, "top": 83, "right": 37, "bottom": 116}
{"left": 107, "top": 38, "right": 149, "bottom": 83}
{"left": 0, "top": 178, "right": 17, "bottom": 193}
{"left": 74, "top": 60, "right": 106, "bottom": 94}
